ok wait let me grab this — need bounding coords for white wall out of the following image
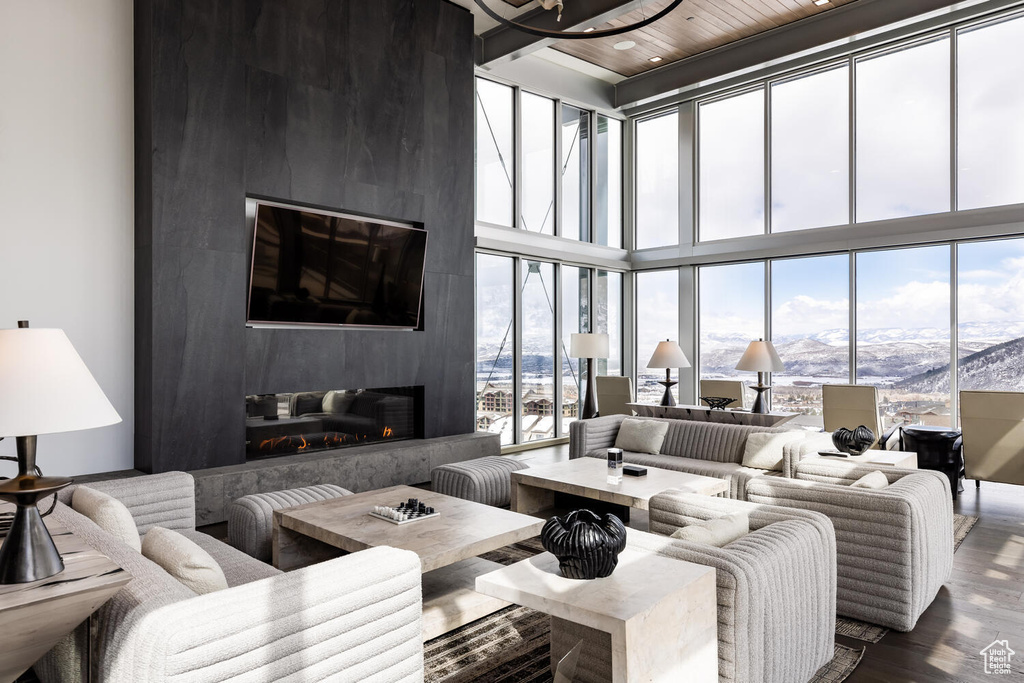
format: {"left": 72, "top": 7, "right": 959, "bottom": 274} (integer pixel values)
{"left": 0, "top": 0, "right": 134, "bottom": 476}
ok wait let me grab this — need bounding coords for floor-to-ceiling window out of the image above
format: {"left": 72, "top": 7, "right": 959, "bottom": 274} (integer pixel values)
{"left": 473, "top": 77, "right": 625, "bottom": 445}
{"left": 475, "top": 79, "right": 514, "bottom": 227}
{"left": 856, "top": 38, "right": 950, "bottom": 222}
{"left": 855, "top": 246, "right": 951, "bottom": 427}
{"left": 698, "top": 263, "right": 765, "bottom": 392}
{"left": 596, "top": 270, "right": 623, "bottom": 376}
{"left": 770, "top": 65, "right": 849, "bottom": 232}
{"left": 521, "top": 93, "right": 556, "bottom": 235}
{"left": 636, "top": 270, "right": 679, "bottom": 403}
{"left": 521, "top": 261, "right": 557, "bottom": 441}
{"left": 561, "top": 104, "right": 590, "bottom": 242}
{"left": 595, "top": 116, "right": 623, "bottom": 249}
{"left": 562, "top": 266, "right": 589, "bottom": 430}
{"left": 770, "top": 255, "right": 850, "bottom": 415}
{"left": 957, "top": 13, "right": 1024, "bottom": 210}
{"left": 698, "top": 90, "right": 764, "bottom": 241}
{"left": 475, "top": 255, "right": 624, "bottom": 444}
{"left": 475, "top": 254, "right": 515, "bottom": 445}
{"left": 635, "top": 112, "right": 678, "bottom": 249}
{"left": 957, "top": 238, "right": 1024, "bottom": 392}
{"left": 664, "top": 6, "right": 1024, "bottom": 428}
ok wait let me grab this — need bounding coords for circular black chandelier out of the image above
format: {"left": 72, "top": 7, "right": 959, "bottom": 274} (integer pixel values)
{"left": 473, "top": 0, "right": 684, "bottom": 39}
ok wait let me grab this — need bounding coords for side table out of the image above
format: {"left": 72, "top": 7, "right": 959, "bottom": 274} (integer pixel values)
{"left": 476, "top": 548, "right": 718, "bottom": 682}
{"left": 899, "top": 425, "right": 963, "bottom": 499}
{"left": 0, "top": 502, "right": 130, "bottom": 683}
{"left": 816, "top": 450, "right": 919, "bottom": 469}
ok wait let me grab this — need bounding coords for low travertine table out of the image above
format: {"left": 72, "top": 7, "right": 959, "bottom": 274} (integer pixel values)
{"left": 511, "top": 458, "right": 728, "bottom": 521}
{"left": 272, "top": 485, "right": 544, "bottom": 640}
{"left": 476, "top": 548, "right": 718, "bottom": 683}
{"left": 816, "top": 449, "right": 919, "bottom": 469}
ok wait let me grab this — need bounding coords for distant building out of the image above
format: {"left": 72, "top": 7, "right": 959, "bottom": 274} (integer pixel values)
{"left": 478, "top": 383, "right": 578, "bottom": 419}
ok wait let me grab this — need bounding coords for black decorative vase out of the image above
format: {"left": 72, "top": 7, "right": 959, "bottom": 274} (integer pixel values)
{"left": 540, "top": 509, "right": 627, "bottom": 580}
{"left": 831, "top": 425, "right": 875, "bottom": 455}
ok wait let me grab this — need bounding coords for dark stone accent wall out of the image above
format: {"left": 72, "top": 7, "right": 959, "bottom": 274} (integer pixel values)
{"left": 136, "top": 0, "right": 475, "bottom": 472}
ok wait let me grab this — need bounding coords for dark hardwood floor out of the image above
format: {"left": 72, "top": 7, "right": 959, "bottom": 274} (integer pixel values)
{"left": 515, "top": 443, "right": 1024, "bottom": 682}
{"left": 847, "top": 480, "right": 1024, "bottom": 682}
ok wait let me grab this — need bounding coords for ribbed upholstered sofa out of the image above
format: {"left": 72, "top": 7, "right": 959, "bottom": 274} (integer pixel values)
{"left": 746, "top": 458, "right": 953, "bottom": 631}
{"left": 34, "top": 472, "right": 424, "bottom": 683}
{"left": 569, "top": 414, "right": 827, "bottom": 499}
{"left": 550, "top": 491, "right": 837, "bottom": 683}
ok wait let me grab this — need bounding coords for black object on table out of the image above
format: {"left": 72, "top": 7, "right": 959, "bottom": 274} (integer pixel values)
{"left": 899, "top": 425, "right": 964, "bottom": 500}
{"left": 541, "top": 509, "right": 627, "bottom": 580}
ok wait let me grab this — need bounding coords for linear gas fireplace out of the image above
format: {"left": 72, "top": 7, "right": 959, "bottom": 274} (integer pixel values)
{"left": 245, "top": 386, "right": 424, "bottom": 459}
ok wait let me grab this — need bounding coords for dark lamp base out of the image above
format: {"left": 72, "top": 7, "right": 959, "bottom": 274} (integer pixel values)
{"left": 749, "top": 385, "right": 771, "bottom": 414}
{"left": 657, "top": 380, "right": 678, "bottom": 407}
{"left": 0, "top": 474, "right": 71, "bottom": 584}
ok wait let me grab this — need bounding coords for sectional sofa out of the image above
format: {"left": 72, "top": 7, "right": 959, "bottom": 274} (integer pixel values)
{"left": 569, "top": 414, "right": 830, "bottom": 499}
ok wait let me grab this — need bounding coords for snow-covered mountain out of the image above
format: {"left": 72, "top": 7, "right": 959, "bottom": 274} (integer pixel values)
{"left": 897, "top": 336, "right": 1024, "bottom": 393}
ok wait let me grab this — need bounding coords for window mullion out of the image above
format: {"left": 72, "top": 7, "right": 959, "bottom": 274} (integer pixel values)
{"left": 849, "top": 251, "right": 857, "bottom": 385}
{"left": 513, "top": 258, "right": 524, "bottom": 444}
{"left": 764, "top": 82, "right": 771, "bottom": 236}
{"left": 557, "top": 101, "right": 564, "bottom": 238}
{"left": 514, "top": 86, "right": 523, "bottom": 231}
{"left": 554, "top": 264, "right": 563, "bottom": 438}
{"left": 950, "top": 27, "right": 958, "bottom": 213}
{"left": 849, "top": 55, "right": 856, "bottom": 226}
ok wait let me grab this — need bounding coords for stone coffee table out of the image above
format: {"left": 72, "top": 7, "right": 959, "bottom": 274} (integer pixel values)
{"left": 272, "top": 484, "right": 544, "bottom": 640}
{"left": 511, "top": 458, "right": 728, "bottom": 523}
{"left": 476, "top": 547, "right": 718, "bottom": 682}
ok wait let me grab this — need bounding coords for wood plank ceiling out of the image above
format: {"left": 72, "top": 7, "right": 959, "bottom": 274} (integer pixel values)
{"left": 513, "top": 0, "right": 862, "bottom": 77}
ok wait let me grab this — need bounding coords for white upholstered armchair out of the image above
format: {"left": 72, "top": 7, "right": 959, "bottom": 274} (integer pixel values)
{"left": 745, "top": 458, "right": 953, "bottom": 631}
{"left": 632, "top": 491, "right": 837, "bottom": 683}
{"left": 35, "top": 473, "right": 424, "bottom": 683}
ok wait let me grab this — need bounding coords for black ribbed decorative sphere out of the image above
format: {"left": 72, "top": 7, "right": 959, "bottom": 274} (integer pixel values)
{"left": 540, "top": 509, "right": 627, "bottom": 580}
{"left": 831, "top": 425, "right": 875, "bottom": 455}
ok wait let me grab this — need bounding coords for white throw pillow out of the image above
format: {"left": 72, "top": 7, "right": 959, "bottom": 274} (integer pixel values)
{"left": 322, "top": 389, "right": 356, "bottom": 414}
{"left": 142, "top": 527, "right": 228, "bottom": 595}
{"left": 741, "top": 431, "right": 805, "bottom": 471}
{"left": 850, "top": 470, "right": 889, "bottom": 490}
{"left": 614, "top": 418, "right": 669, "bottom": 455}
{"left": 72, "top": 486, "right": 141, "bottom": 552}
{"left": 670, "top": 511, "right": 750, "bottom": 547}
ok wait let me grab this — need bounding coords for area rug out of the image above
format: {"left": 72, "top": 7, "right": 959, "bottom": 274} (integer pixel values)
{"left": 954, "top": 513, "right": 979, "bottom": 551}
{"left": 424, "top": 603, "right": 865, "bottom": 683}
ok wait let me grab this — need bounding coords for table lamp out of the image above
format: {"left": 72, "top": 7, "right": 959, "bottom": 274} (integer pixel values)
{"left": 647, "top": 340, "right": 690, "bottom": 407}
{"left": 735, "top": 338, "right": 785, "bottom": 414}
{"left": 569, "top": 333, "right": 609, "bottom": 420}
{"left": 0, "top": 321, "right": 121, "bottom": 584}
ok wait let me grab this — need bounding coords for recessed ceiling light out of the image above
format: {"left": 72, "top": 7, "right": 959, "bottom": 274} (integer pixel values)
{"left": 814, "top": 0, "right": 830, "bottom": 5}
{"left": 613, "top": 40, "right": 636, "bottom": 50}
{"left": 583, "top": 27, "right": 595, "bottom": 32}
{"left": 649, "top": 56, "right": 663, "bottom": 63}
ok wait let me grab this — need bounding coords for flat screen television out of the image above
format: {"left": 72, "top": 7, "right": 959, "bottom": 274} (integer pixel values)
{"left": 247, "top": 201, "right": 427, "bottom": 328}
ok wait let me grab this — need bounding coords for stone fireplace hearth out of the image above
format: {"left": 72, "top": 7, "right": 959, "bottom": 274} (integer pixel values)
{"left": 245, "top": 386, "right": 424, "bottom": 459}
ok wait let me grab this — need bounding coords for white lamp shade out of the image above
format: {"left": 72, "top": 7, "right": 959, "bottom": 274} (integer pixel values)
{"left": 647, "top": 341, "right": 690, "bottom": 369}
{"left": 0, "top": 328, "right": 121, "bottom": 437}
{"left": 735, "top": 339, "right": 786, "bottom": 373}
{"left": 569, "top": 333, "right": 609, "bottom": 359}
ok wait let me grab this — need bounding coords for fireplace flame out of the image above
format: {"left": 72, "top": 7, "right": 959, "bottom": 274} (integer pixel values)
{"left": 255, "top": 426, "right": 402, "bottom": 456}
